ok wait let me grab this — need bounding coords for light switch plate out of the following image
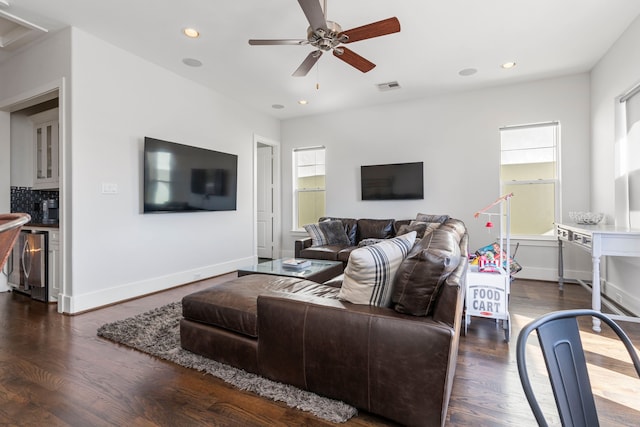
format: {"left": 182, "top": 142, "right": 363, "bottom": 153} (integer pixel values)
{"left": 101, "top": 183, "right": 118, "bottom": 194}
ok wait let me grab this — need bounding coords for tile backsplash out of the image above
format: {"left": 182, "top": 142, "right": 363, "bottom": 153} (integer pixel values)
{"left": 11, "top": 186, "right": 59, "bottom": 223}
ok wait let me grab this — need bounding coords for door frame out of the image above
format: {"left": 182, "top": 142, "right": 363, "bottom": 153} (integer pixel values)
{"left": 253, "top": 134, "right": 281, "bottom": 260}
{"left": 0, "top": 78, "right": 67, "bottom": 313}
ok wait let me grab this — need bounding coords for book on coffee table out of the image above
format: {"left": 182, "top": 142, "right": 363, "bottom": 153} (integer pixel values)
{"left": 281, "top": 258, "right": 311, "bottom": 269}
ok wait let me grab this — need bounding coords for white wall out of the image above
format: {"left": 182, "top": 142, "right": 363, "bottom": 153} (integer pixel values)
{"left": 0, "top": 111, "right": 8, "bottom": 212}
{"left": 591, "top": 15, "right": 640, "bottom": 314}
{"left": 1, "top": 27, "right": 280, "bottom": 313}
{"left": 0, "top": 29, "right": 71, "bottom": 210}
{"left": 64, "top": 28, "right": 279, "bottom": 312}
{"left": 281, "top": 74, "right": 593, "bottom": 282}
{"left": 9, "top": 112, "right": 34, "bottom": 187}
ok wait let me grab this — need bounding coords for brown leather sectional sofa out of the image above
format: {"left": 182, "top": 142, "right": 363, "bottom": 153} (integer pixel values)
{"left": 295, "top": 217, "right": 412, "bottom": 265}
{"left": 180, "top": 217, "right": 468, "bottom": 427}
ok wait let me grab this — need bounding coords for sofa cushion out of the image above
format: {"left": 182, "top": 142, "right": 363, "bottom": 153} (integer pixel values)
{"left": 415, "top": 213, "right": 449, "bottom": 224}
{"left": 299, "top": 245, "right": 343, "bottom": 261}
{"left": 337, "top": 247, "right": 357, "bottom": 263}
{"left": 397, "top": 221, "right": 439, "bottom": 239}
{"left": 338, "top": 231, "right": 416, "bottom": 307}
{"left": 393, "top": 219, "right": 412, "bottom": 235}
{"left": 433, "top": 233, "right": 469, "bottom": 327}
{"left": 356, "top": 218, "right": 395, "bottom": 241}
{"left": 358, "top": 238, "right": 385, "bottom": 247}
{"left": 440, "top": 217, "right": 467, "bottom": 240}
{"left": 182, "top": 275, "right": 340, "bottom": 338}
{"left": 392, "top": 227, "right": 461, "bottom": 316}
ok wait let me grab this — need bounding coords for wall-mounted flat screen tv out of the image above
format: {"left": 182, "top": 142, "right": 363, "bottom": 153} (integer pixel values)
{"left": 143, "top": 137, "right": 238, "bottom": 213}
{"left": 361, "top": 162, "right": 424, "bottom": 200}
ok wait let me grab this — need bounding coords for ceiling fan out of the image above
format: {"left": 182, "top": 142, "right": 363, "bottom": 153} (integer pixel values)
{"left": 248, "top": 0, "right": 400, "bottom": 77}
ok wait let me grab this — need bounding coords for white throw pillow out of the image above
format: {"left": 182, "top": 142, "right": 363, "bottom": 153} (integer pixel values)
{"left": 338, "top": 231, "right": 416, "bottom": 307}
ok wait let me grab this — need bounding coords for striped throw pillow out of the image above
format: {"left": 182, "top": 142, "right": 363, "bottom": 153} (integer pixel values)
{"left": 338, "top": 231, "right": 416, "bottom": 307}
{"left": 304, "top": 222, "right": 328, "bottom": 247}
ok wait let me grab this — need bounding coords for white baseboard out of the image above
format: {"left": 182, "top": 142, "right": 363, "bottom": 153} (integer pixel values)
{"left": 512, "top": 266, "right": 591, "bottom": 283}
{"left": 601, "top": 280, "right": 640, "bottom": 316}
{"left": 60, "top": 256, "right": 254, "bottom": 314}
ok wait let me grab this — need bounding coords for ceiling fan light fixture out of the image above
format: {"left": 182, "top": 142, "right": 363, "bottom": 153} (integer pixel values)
{"left": 183, "top": 28, "right": 200, "bottom": 38}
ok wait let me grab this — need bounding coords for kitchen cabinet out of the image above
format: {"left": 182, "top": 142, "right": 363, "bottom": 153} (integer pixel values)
{"left": 28, "top": 108, "right": 59, "bottom": 190}
{"left": 33, "top": 119, "right": 59, "bottom": 189}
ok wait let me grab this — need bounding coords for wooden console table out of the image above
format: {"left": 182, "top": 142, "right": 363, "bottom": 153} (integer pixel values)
{"left": 556, "top": 222, "right": 640, "bottom": 332}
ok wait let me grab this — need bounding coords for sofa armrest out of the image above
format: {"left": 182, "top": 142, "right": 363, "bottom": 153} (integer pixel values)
{"left": 294, "top": 237, "right": 312, "bottom": 258}
{"left": 257, "top": 294, "right": 456, "bottom": 426}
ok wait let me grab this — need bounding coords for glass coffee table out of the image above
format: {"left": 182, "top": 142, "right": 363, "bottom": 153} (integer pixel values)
{"left": 237, "top": 258, "right": 343, "bottom": 283}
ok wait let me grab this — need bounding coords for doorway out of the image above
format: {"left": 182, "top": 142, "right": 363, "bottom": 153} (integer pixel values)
{"left": 255, "top": 136, "right": 280, "bottom": 260}
{"left": 0, "top": 81, "right": 66, "bottom": 313}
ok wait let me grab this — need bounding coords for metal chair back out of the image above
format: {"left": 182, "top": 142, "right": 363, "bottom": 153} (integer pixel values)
{"left": 516, "top": 309, "right": 640, "bottom": 427}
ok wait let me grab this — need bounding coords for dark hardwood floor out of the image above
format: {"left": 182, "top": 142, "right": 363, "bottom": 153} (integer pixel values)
{"left": 1, "top": 275, "right": 639, "bottom": 426}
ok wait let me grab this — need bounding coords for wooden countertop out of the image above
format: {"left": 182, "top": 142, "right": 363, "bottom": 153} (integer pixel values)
{"left": 24, "top": 222, "right": 60, "bottom": 229}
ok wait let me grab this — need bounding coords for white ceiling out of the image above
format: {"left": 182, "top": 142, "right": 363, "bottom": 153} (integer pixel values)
{"left": 2, "top": 0, "right": 640, "bottom": 119}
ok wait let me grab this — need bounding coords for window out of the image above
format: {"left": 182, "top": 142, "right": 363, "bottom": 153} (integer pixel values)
{"left": 500, "top": 122, "right": 560, "bottom": 236}
{"left": 616, "top": 83, "right": 640, "bottom": 228}
{"left": 293, "top": 146, "right": 325, "bottom": 229}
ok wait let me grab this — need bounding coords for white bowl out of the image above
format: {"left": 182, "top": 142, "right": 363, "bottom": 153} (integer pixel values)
{"left": 569, "top": 211, "right": 604, "bottom": 225}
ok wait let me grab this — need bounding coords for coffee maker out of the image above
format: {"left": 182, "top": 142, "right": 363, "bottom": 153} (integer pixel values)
{"left": 42, "top": 199, "right": 59, "bottom": 224}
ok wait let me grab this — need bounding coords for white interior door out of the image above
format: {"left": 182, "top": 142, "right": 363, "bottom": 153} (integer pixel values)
{"left": 257, "top": 144, "right": 274, "bottom": 258}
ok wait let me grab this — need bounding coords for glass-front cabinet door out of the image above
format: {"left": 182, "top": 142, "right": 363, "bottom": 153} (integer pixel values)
{"left": 33, "top": 119, "right": 59, "bottom": 189}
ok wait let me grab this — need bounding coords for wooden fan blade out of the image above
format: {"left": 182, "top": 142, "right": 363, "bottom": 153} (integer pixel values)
{"left": 333, "top": 47, "right": 375, "bottom": 73}
{"left": 341, "top": 17, "right": 400, "bottom": 43}
{"left": 293, "top": 50, "right": 323, "bottom": 77}
{"left": 298, "top": 0, "right": 327, "bottom": 31}
{"left": 249, "top": 39, "right": 307, "bottom": 46}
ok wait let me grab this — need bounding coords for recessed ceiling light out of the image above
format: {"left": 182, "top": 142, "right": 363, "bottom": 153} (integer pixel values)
{"left": 271, "top": 104, "right": 285, "bottom": 109}
{"left": 501, "top": 62, "right": 517, "bottom": 69}
{"left": 182, "top": 58, "right": 202, "bottom": 67}
{"left": 458, "top": 68, "right": 477, "bottom": 77}
{"left": 298, "top": 100, "right": 308, "bottom": 105}
{"left": 183, "top": 28, "right": 200, "bottom": 38}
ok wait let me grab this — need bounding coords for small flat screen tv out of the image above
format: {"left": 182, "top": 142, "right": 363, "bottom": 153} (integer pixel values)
{"left": 361, "top": 162, "right": 424, "bottom": 200}
{"left": 143, "top": 137, "right": 238, "bottom": 213}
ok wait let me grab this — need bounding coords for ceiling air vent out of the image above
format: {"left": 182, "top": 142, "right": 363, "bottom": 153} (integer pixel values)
{"left": 376, "top": 81, "right": 401, "bottom": 92}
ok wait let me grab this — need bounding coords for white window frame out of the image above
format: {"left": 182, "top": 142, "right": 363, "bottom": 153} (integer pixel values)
{"left": 499, "top": 121, "right": 561, "bottom": 238}
{"left": 616, "top": 82, "right": 640, "bottom": 228}
{"left": 293, "top": 146, "right": 326, "bottom": 230}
